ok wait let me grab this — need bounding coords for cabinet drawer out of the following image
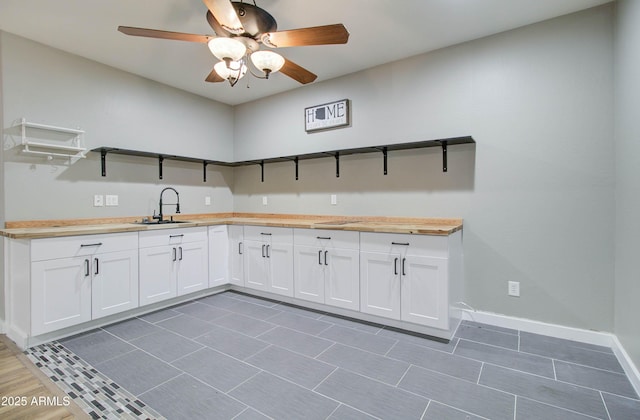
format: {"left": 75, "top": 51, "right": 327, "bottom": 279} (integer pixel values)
{"left": 360, "top": 232, "right": 449, "bottom": 258}
{"left": 139, "top": 227, "right": 207, "bottom": 248}
{"left": 243, "top": 226, "right": 293, "bottom": 243}
{"left": 31, "top": 232, "right": 138, "bottom": 262}
{"left": 294, "top": 228, "right": 359, "bottom": 249}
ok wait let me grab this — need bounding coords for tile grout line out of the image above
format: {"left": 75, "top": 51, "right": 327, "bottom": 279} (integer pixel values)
{"left": 552, "top": 358, "right": 557, "bottom": 380}
{"left": 420, "top": 400, "right": 431, "bottom": 419}
{"left": 513, "top": 395, "right": 517, "bottom": 420}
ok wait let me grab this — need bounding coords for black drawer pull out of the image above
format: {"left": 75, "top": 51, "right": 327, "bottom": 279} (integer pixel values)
{"left": 318, "top": 250, "right": 322, "bottom": 265}
{"left": 179, "top": 246, "right": 183, "bottom": 261}
{"left": 317, "top": 236, "right": 332, "bottom": 240}
{"left": 172, "top": 247, "right": 177, "bottom": 261}
{"left": 402, "top": 258, "right": 406, "bottom": 276}
{"left": 266, "top": 245, "right": 271, "bottom": 258}
{"left": 260, "top": 232, "right": 272, "bottom": 236}
{"left": 394, "top": 258, "right": 398, "bottom": 275}
{"left": 392, "top": 242, "right": 410, "bottom": 246}
{"left": 94, "top": 258, "right": 99, "bottom": 275}
{"left": 80, "top": 242, "right": 103, "bottom": 247}
{"left": 170, "top": 234, "right": 184, "bottom": 238}
{"left": 84, "top": 259, "right": 90, "bottom": 277}
{"left": 324, "top": 250, "right": 328, "bottom": 265}
{"left": 262, "top": 244, "right": 266, "bottom": 258}
{"left": 238, "top": 242, "right": 243, "bottom": 255}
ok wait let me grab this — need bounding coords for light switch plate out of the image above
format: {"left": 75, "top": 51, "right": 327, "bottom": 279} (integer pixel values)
{"left": 205, "top": 196, "right": 211, "bottom": 206}
{"left": 93, "top": 194, "right": 104, "bottom": 207}
{"left": 331, "top": 194, "right": 337, "bottom": 205}
{"left": 262, "top": 196, "right": 268, "bottom": 206}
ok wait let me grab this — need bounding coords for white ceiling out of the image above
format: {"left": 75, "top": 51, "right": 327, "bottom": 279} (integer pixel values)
{"left": 0, "top": 0, "right": 611, "bottom": 106}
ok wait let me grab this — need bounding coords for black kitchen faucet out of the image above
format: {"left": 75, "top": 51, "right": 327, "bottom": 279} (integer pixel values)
{"left": 153, "top": 187, "right": 180, "bottom": 222}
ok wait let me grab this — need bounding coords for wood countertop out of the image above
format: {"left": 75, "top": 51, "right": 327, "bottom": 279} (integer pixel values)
{"left": 0, "top": 213, "right": 463, "bottom": 239}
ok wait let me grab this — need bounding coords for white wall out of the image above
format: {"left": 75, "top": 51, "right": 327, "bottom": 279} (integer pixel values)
{"left": 0, "top": 32, "right": 5, "bottom": 321}
{"left": 234, "top": 6, "right": 616, "bottom": 332}
{"left": 1, "top": 33, "right": 235, "bottom": 221}
{"left": 614, "top": 0, "right": 640, "bottom": 371}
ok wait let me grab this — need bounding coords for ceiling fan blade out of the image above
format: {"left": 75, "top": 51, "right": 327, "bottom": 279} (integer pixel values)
{"left": 118, "top": 26, "right": 212, "bottom": 43}
{"left": 280, "top": 59, "right": 317, "bottom": 84}
{"left": 202, "top": 0, "right": 244, "bottom": 35}
{"left": 262, "top": 24, "right": 349, "bottom": 48}
{"left": 205, "top": 68, "right": 225, "bottom": 83}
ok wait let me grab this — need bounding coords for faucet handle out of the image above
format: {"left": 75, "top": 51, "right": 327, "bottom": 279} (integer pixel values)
{"left": 176, "top": 203, "right": 181, "bottom": 214}
{"left": 152, "top": 210, "right": 161, "bottom": 220}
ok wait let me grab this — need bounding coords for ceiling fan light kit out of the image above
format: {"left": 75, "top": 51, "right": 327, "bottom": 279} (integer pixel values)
{"left": 118, "top": 0, "right": 349, "bottom": 86}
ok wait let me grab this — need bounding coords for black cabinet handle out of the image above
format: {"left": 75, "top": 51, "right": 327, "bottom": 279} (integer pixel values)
{"left": 266, "top": 245, "right": 271, "bottom": 258}
{"left": 402, "top": 258, "right": 406, "bottom": 276}
{"left": 179, "top": 246, "right": 183, "bottom": 260}
{"left": 262, "top": 244, "right": 266, "bottom": 258}
{"left": 392, "top": 242, "right": 410, "bottom": 246}
{"left": 317, "top": 236, "right": 331, "bottom": 240}
{"left": 324, "top": 250, "right": 328, "bottom": 265}
{"left": 260, "top": 232, "right": 272, "bottom": 236}
{"left": 394, "top": 257, "right": 398, "bottom": 275}
{"left": 84, "top": 259, "right": 90, "bottom": 277}
{"left": 172, "top": 247, "right": 177, "bottom": 261}
{"left": 94, "top": 258, "right": 99, "bottom": 275}
{"left": 81, "top": 242, "right": 103, "bottom": 248}
{"left": 318, "top": 250, "right": 322, "bottom": 265}
{"left": 170, "top": 234, "right": 184, "bottom": 238}
{"left": 238, "top": 242, "right": 243, "bottom": 255}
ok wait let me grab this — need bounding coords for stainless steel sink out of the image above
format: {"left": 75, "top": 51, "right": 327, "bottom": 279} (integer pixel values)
{"left": 133, "top": 220, "right": 190, "bottom": 225}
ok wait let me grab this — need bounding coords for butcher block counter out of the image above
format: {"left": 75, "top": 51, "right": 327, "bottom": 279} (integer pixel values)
{"left": 1, "top": 213, "right": 463, "bottom": 239}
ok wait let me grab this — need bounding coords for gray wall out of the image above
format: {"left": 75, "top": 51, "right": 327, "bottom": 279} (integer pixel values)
{"left": 1, "top": 33, "right": 235, "bottom": 221}
{"left": 0, "top": 31, "right": 5, "bottom": 321}
{"left": 614, "top": 0, "right": 640, "bottom": 370}
{"left": 233, "top": 6, "right": 616, "bottom": 332}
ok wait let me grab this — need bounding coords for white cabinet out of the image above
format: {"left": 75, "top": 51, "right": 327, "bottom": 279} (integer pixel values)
{"left": 294, "top": 229, "right": 360, "bottom": 310}
{"left": 228, "top": 225, "right": 244, "bottom": 286}
{"left": 30, "top": 232, "right": 138, "bottom": 335}
{"left": 139, "top": 227, "right": 208, "bottom": 305}
{"left": 360, "top": 232, "right": 454, "bottom": 330}
{"left": 243, "top": 226, "right": 294, "bottom": 297}
{"left": 209, "top": 225, "right": 229, "bottom": 287}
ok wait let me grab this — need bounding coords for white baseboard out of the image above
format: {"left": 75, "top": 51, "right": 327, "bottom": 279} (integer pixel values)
{"left": 460, "top": 309, "right": 640, "bottom": 396}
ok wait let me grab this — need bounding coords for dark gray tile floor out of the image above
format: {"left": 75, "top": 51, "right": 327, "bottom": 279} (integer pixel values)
{"left": 57, "top": 291, "right": 640, "bottom": 420}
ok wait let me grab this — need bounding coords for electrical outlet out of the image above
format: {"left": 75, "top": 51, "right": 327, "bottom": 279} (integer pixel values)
{"left": 105, "top": 195, "right": 118, "bottom": 206}
{"left": 262, "top": 196, "right": 268, "bottom": 206}
{"left": 93, "top": 194, "right": 104, "bottom": 207}
{"left": 205, "top": 196, "right": 211, "bottom": 206}
{"left": 331, "top": 194, "right": 337, "bottom": 205}
{"left": 508, "top": 281, "right": 520, "bottom": 297}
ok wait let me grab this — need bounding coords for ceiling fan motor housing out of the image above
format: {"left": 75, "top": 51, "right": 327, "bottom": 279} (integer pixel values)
{"left": 206, "top": 3, "right": 277, "bottom": 40}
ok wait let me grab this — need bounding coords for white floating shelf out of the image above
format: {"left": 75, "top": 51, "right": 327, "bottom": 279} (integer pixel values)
{"left": 18, "top": 118, "right": 86, "bottom": 160}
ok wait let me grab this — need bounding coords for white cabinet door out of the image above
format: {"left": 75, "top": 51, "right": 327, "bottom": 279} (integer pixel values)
{"left": 325, "top": 248, "right": 360, "bottom": 311}
{"left": 360, "top": 251, "right": 400, "bottom": 319}
{"left": 139, "top": 245, "right": 176, "bottom": 306}
{"left": 92, "top": 250, "right": 139, "bottom": 319}
{"left": 229, "top": 227, "right": 244, "bottom": 286}
{"left": 294, "top": 245, "right": 325, "bottom": 304}
{"left": 177, "top": 241, "right": 209, "bottom": 296}
{"left": 267, "top": 243, "right": 294, "bottom": 297}
{"left": 244, "top": 240, "right": 268, "bottom": 291}
{"left": 401, "top": 255, "right": 449, "bottom": 329}
{"left": 31, "top": 256, "right": 92, "bottom": 335}
{"left": 209, "top": 226, "right": 229, "bottom": 287}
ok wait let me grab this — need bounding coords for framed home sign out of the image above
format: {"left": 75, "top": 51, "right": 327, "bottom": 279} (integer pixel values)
{"left": 305, "top": 99, "right": 350, "bottom": 132}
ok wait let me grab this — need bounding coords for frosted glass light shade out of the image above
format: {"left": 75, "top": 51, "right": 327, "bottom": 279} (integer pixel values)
{"left": 250, "top": 50, "right": 285, "bottom": 74}
{"left": 214, "top": 60, "right": 247, "bottom": 80}
{"left": 208, "top": 37, "right": 246, "bottom": 61}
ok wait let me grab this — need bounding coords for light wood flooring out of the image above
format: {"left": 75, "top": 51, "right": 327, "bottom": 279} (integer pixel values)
{"left": 0, "top": 334, "right": 88, "bottom": 420}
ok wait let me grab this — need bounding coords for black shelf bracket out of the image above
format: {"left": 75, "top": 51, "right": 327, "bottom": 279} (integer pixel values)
{"left": 375, "top": 147, "right": 388, "bottom": 175}
{"left": 202, "top": 161, "right": 208, "bottom": 182}
{"left": 100, "top": 149, "right": 107, "bottom": 177}
{"left": 335, "top": 152, "right": 340, "bottom": 178}
{"left": 441, "top": 141, "right": 448, "bottom": 173}
{"left": 260, "top": 160, "right": 265, "bottom": 183}
{"left": 159, "top": 156, "right": 164, "bottom": 180}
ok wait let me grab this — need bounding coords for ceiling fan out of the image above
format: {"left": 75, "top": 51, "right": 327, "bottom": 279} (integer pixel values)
{"left": 118, "top": 0, "right": 349, "bottom": 86}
